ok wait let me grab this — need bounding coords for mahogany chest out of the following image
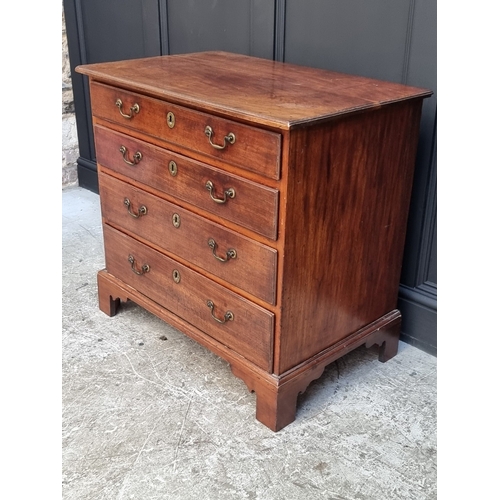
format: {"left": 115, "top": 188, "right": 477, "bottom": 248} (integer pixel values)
{"left": 76, "top": 52, "right": 431, "bottom": 431}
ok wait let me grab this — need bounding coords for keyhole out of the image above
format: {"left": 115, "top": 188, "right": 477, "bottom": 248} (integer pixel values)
{"left": 168, "top": 160, "right": 177, "bottom": 176}
{"left": 167, "top": 112, "right": 175, "bottom": 129}
{"left": 172, "top": 213, "right": 180, "bottom": 228}
{"left": 172, "top": 269, "right": 181, "bottom": 283}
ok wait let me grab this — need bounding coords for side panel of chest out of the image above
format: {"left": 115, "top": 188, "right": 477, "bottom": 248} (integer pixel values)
{"left": 276, "top": 101, "right": 423, "bottom": 373}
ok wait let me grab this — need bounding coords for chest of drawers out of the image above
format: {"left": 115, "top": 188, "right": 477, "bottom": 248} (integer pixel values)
{"left": 76, "top": 52, "right": 431, "bottom": 431}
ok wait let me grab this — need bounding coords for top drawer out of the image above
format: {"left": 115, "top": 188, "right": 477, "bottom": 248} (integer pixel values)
{"left": 90, "top": 82, "right": 282, "bottom": 180}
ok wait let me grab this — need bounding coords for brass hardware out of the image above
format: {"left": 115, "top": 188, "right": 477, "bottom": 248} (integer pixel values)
{"left": 206, "top": 300, "right": 234, "bottom": 324}
{"left": 128, "top": 255, "right": 150, "bottom": 275}
{"left": 172, "top": 269, "right": 181, "bottom": 283}
{"left": 167, "top": 112, "right": 175, "bottom": 129}
{"left": 119, "top": 146, "right": 142, "bottom": 166}
{"left": 168, "top": 160, "right": 178, "bottom": 176}
{"left": 115, "top": 99, "right": 139, "bottom": 119}
{"left": 205, "top": 180, "right": 235, "bottom": 204}
{"left": 124, "top": 198, "right": 147, "bottom": 218}
{"left": 208, "top": 238, "right": 237, "bottom": 262}
{"left": 204, "top": 125, "right": 236, "bottom": 150}
{"left": 172, "top": 213, "right": 181, "bottom": 228}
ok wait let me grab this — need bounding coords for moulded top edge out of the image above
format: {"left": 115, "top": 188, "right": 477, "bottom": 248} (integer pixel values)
{"left": 76, "top": 52, "right": 433, "bottom": 130}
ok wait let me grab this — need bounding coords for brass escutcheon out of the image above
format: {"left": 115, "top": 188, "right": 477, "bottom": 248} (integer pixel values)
{"left": 172, "top": 269, "right": 181, "bottom": 283}
{"left": 167, "top": 111, "right": 175, "bottom": 129}
{"left": 172, "top": 213, "right": 181, "bottom": 228}
{"left": 168, "top": 160, "right": 178, "bottom": 176}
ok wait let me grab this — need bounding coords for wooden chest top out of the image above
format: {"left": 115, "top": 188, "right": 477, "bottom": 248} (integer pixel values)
{"left": 76, "top": 51, "right": 431, "bottom": 129}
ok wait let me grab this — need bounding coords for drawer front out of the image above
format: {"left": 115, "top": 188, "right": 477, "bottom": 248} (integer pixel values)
{"left": 91, "top": 82, "right": 282, "bottom": 180}
{"left": 95, "top": 125, "right": 279, "bottom": 240}
{"left": 99, "top": 172, "right": 277, "bottom": 305}
{"left": 103, "top": 224, "right": 274, "bottom": 370}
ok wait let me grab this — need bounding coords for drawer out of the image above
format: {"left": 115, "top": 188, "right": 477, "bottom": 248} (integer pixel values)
{"left": 95, "top": 125, "right": 279, "bottom": 240}
{"left": 103, "top": 224, "right": 274, "bottom": 371}
{"left": 90, "top": 82, "right": 282, "bottom": 180}
{"left": 99, "top": 172, "right": 277, "bottom": 304}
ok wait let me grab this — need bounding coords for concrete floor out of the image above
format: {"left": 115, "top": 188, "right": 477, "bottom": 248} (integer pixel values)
{"left": 62, "top": 186, "right": 437, "bottom": 500}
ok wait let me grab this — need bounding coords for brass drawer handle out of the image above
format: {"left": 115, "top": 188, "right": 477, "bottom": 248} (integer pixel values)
{"left": 124, "top": 198, "right": 147, "bottom": 218}
{"left": 205, "top": 180, "right": 235, "bottom": 204}
{"left": 204, "top": 125, "right": 236, "bottom": 150}
{"left": 128, "top": 255, "right": 150, "bottom": 275}
{"left": 206, "top": 300, "right": 234, "bottom": 324}
{"left": 208, "top": 238, "right": 237, "bottom": 262}
{"left": 119, "top": 146, "right": 142, "bottom": 166}
{"left": 115, "top": 99, "right": 140, "bottom": 119}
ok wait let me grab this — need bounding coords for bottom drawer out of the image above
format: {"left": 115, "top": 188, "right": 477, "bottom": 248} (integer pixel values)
{"left": 103, "top": 224, "right": 274, "bottom": 371}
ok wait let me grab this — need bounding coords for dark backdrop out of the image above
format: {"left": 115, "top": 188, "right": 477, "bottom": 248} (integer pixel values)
{"left": 63, "top": 0, "right": 437, "bottom": 355}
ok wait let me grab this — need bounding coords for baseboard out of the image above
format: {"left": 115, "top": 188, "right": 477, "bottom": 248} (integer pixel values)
{"left": 398, "top": 284, "right": 437, "bottom": 356}
{"left": 77, "top": 158, "right": 99, "bottom": 194}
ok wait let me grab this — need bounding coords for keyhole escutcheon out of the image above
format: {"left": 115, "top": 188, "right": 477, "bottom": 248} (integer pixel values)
{"left": 167, "top": 112, "right": 175, "bottom": 129}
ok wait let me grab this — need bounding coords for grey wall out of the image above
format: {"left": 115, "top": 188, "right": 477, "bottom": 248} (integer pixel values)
{"left": 64, "top": 0, "right": 437, "bottom": 355}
